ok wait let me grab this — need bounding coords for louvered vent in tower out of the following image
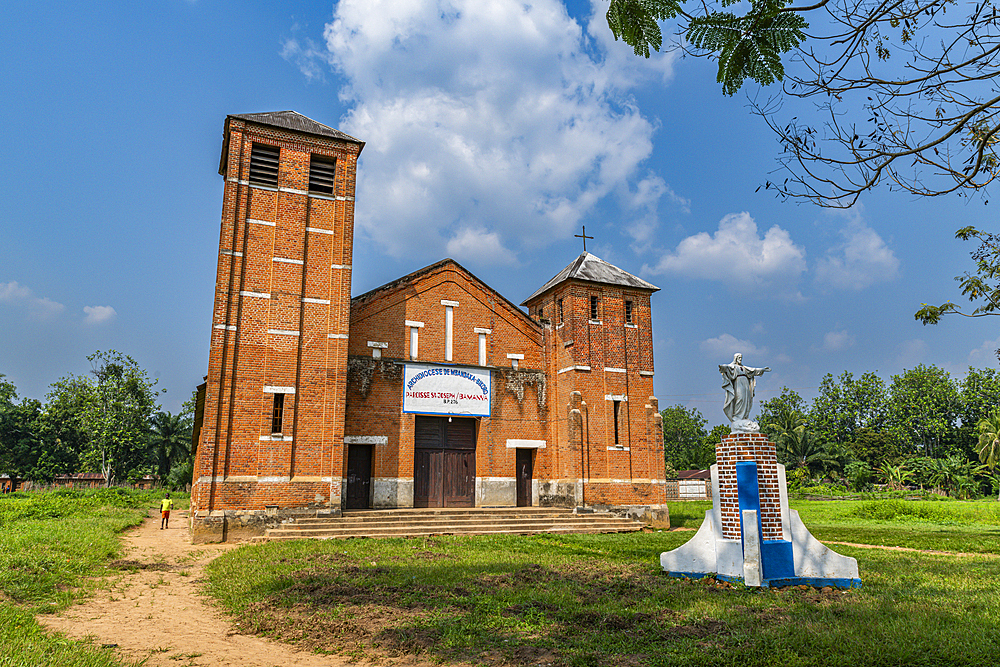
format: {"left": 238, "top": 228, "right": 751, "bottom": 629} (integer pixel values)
{"left": 309, "top": 155, "right": 336, "bottom": 195}
{"left": 248, "top": 143, "right": 280, "bottom": 187}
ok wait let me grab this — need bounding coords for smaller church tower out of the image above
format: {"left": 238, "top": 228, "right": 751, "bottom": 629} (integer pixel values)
{"left": 191, "top": 112, "right": 364, "bottom": 542}
{"left": 523, "top": 252, "right": 667, "bottom": 516}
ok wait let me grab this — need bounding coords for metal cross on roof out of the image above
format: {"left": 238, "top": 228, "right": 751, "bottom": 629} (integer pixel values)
{"left": 575, "top": 225, "right": 594, "bottom": 252}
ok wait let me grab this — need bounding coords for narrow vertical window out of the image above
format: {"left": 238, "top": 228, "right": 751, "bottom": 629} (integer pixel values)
{"left": 445, "top": 306, "right": 454, "bottom": 361}
{"left": 249, "top": 143, "right": 280, "bottom": 187}
{"left": 613, "top": 399, "right": 621, "bottom": 445}
{"left": 271, "top": 393, "right": 285, "bottom": 434}
{"left": 625, "top": 300, "right": 633, "bottom": 324}
{"left": 538, "top": 306, "right": 544, "bottom": 320}
{"left": 410, "top": 327, "right": 419, "bottom": 359}
{"left": 590, "top": 295, "right": 599, "bottom": 320}
{"left": 441, "top": 300, "right": 459, "bottom": 361}
{"left": 308, "top": 154, "right": 336, "bottom": 195}
{"left": 478, "top": 332, "right": 487, "bottom": 366}
{"left": 558, "top": 298, "right": 563, "bottom": 323}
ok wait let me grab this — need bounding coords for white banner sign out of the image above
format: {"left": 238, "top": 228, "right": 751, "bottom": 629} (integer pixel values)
{"left": 403, "top": 363, "right": 491, "bottom": 417}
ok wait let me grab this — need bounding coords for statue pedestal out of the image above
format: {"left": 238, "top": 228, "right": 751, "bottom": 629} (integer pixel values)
{"left": 660, "top": 433, "right": 860, "bottom": 588}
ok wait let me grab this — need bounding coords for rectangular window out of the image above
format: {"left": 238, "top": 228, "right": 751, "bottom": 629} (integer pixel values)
{"left": 478, "top": 332, "right": 487, "bottom": 366}
{"left": 249, "top": 143, "right": 280, "bottom": 187}
{"left": 308, "top": 154, "right": 336, "bottom": 195}
{"left": 410, "top": 326, "right": 419, "bottom": 360}
{"left": 558, "top": 298, "right": 563, "bottom": 323}
{"left": 271, "top": 393, "right": 285, "bottom": 434}
{"left": 613, "top": 399, "right": 621, "bottom": 445}
{"left": 625, "top": 300, "right": 633, "bottom": 324}
{"left": 538, "top": 307, "right": 544, "bottom": 320}
{"left": 590, "top": 295, "right": 599, "bottom": 320}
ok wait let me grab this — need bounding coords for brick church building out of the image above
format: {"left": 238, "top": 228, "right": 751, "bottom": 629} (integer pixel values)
{"left": 190, "top": 112, "right": 667, "bottom": 542}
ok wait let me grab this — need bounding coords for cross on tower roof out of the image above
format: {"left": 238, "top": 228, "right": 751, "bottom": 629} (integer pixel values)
{"left": 575, "top": 225, "right": 594, "bottom": 252}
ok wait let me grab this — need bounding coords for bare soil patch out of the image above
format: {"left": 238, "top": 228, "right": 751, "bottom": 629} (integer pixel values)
{"left": 40, "top": 510, "right": 466, "bottom": 667}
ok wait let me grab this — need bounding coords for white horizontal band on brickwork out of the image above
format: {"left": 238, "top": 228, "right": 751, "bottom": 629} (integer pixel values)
{"left": 557, "top": 365, "right": 591, "bottom": 374}
{"left": 625, "top": 323, "right": 638, "bottom": 329}
{"left": 259, "top": 476, "right": 291, "bottom": 483}
{"left": 302, "top": 297, "right": 330, "bottom": 304}
{"left": 604, "top": 395, "right": 628, "bottom": 401}
{"left": 306, "top": 227, "right": 334, "bottom": 235}
{"left": 213, "top": 324, "right": 237, "bottom": 331}
{"left": 308, "top": 192, "right": 355, "bottom": 202}
{"left": 589, "top": 319, "right": 602, "bottom": 325}
{"left": 478, "top": 477, "right": 517, "bottom": 482}
{"left": 279, "top": 187, "right": 308, "bottom": 195}
{"left": 506, "top": 353, "right": 524, "bottom": 360}
{"left": 607, "top": 446, "right": 631, "bottom": 451}
{"left": 268, "top": 329, "right": 300, "bottom": 336}
{"left": 331, "top": 263, "right": 351, "bottom": 270}
{"left": 263, "top": 385, "right": 296, "bottom": 394}
{"left": 240, "top": 291, "right": 270, "bottom": 298}
{"left": 258, "top": 435, "right": 293, "bottom": 442}
{"left": 320, "top": 476, "right": 334, "bottom": 483}
{"left": 367, "top": 341, "right": 388, "bottom": 348}
{"left": 440, "top": 300, "right": 460, "bottom": 307}
{"left": 273, "top": 257, "right": 304, "bottom": 265}
{"left": 344, "top": 435, "right": 389, "bottom": 445}
{"left": 639, "top": 371, "right": 654, "bottom": 377}
{"left": 473, "top": 327, "right": 492, "bottom": 334}
{"left": 220, "top": 250, "right": 243, "bottom": 257}
{"left": 604, "top": 367, "right": 626, "bottom": 373}
{"left": 505, "top": 439, "right": 546, "bottom": 448}
{"left": 223, "top": 476, "right": 256, "bottom": 483}
{"left": 247, "top": 218, "right": 276, "bottom": 226}
{"left": 327, "top": 333, "right": 349, "bottom": 339}
{"left": 405, "top": 320, "right": 425, "bottom": 328}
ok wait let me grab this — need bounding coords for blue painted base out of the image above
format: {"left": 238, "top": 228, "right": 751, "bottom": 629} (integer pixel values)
{"left": 665, "top": 571, "right": 862, "bottom": 589}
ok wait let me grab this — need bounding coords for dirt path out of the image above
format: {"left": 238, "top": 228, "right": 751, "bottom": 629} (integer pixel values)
{"left": 823, "top": 540, "right": 998, "bottom": 558}
{"left": 41, "top": 510, "right": 443, "bottom": 667}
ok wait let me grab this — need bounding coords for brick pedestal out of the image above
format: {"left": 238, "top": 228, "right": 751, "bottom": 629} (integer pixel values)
{"left": 715, "top": 432, "right": 782, "bottom": 540}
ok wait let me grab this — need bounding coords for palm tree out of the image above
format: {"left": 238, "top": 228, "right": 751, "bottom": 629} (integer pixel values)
{"left": 977, "top": 409, "right": 1000, "bottom": 501}
{"left": 768, "top": 412, "right": 834, "bottom": 475}
{"left": 149, "top": 411, "right": 192, "bottom": 481}
{"left": 878, "top": 463, "right": 913, "bottom": 491}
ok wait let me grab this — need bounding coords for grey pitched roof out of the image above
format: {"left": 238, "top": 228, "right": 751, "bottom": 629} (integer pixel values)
{"left": 228, "top": 111, "right": 363, "bottom": 145}
{"left": 522, "top": 252, "right": 659, "bottom": 305}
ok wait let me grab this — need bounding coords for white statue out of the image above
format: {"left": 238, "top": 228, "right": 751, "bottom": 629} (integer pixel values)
{"left": 719, "top": 353, "right": 770, "bottom": 432}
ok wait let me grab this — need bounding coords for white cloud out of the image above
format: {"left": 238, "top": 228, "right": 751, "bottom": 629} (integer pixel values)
{"left": 700, "top": 333, "right": 767, "bottom": 360}
{"left": 645, "top": 212, "right": 807, "bottom": 298}
{"left": 815, "top": 220, "right": 899, "bottom": 290}
{"left": 294, "top": 0, "right": 679, "bottom": 261}
{"left": 83, "top": 305, "right": 116, "bottom": 325}
{"left": 968, "top": 336, "right": 1000, "bottom": 367}
{"left": 0, "top": 280, "right": 65, "bottom": 319}
{"left": 445, "top": 227, "right": 517, "bottom": 266}
{"left": 820, "top": 329, "right": 855, "bottom": 352}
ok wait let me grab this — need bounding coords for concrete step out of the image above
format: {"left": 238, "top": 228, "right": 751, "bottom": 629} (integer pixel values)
{"left": 262, "top": 508, "right": 643, "bottom": 541}
{"left": 264, "top": 524, "right": 642, "bottom": 541}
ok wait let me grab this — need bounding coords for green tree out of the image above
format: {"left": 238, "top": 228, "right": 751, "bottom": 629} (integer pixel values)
{"left": 917, "top": 228, "right": 1000, "bottom": 331}
{"left": 149, "top": 410, "right": 193, "bottom": 480}
{"left": 83, "top": 351, "right": 160, "bottom": 486}
{"left": 886, "top": 365, "right": 961, "bottom": 458}
{"left": 850, "top": 427, "right": 904, "bottom": 469}
{"left": 607, "top": 1, "right": 1000, "bottom": 205}
{"left": 877, "top": 462, "right": 914, "bottom": 491}
{"left": 661, "top": 404, "right": 715, "bottom": 470}
{"left": 756, "top": 386, "right": 806, "bottom": 441}
{"left": 976, "top": 408, "right": 1000, "bottom": 500}
{"left": 810, "top": 371, "right": 889, "bottom": 451}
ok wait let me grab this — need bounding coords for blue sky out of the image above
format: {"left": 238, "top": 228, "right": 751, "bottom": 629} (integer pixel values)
{"left": 3, "top": 0, "right": 996, "bottom": 425}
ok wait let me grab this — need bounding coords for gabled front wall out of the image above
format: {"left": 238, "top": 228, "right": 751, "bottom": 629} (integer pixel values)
{"left": 344, "top": 263, "right": 549, "bottom": 508}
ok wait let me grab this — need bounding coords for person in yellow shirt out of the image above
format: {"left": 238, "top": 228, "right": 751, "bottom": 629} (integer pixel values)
{"left": 160, "top": 493, "right": 173, "bottom": 530}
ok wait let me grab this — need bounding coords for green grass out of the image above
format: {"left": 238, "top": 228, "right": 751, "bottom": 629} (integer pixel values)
{"left": 0, "top": 488, "right": 179, "bottom": 667}
{"left": 203, "top": 501, "right": 1000, "bottom": 666}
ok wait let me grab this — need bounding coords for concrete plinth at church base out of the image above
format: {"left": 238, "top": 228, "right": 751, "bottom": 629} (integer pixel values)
{"left": 190, "top": 508, "right": 343, "bottom": 544}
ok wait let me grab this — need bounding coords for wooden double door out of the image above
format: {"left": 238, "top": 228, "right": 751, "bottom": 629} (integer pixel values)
{"left": 413, "top": 416, "right": 476, "bottom": 508}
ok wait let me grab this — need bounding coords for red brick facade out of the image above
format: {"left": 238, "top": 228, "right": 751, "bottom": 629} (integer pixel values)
{"left": 715, "top": 433, "right": 783, "bottom": 540}
{"left": 191, "top": 113, "right": 667, "bottom": 542}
